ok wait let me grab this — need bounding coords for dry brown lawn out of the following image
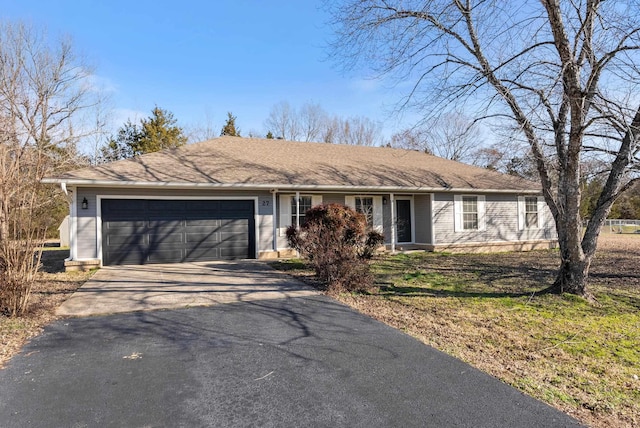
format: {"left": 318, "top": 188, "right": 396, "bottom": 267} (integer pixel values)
{"left": 335, "top": 233, "right": 640, "bottom": 428}
{"left": 274, "top": 233, "right": 640, "bottom": 428}
{"left": 0, "top": 249, "right": 93, "bottom": 368}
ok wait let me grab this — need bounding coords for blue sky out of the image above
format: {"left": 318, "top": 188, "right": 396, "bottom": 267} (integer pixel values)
{"left": 1, "top": 0, "right": 412, "bottom": 143}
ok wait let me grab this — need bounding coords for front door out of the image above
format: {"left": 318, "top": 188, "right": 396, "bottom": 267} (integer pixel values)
{"left": 396, "top": 199, "right": 412, "bottom": 243}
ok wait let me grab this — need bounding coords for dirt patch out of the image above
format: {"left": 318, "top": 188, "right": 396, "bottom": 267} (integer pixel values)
{"left": 0, "top": 249, "right": 93, "bottom": 368}
{"left": 591, "top": 233, "right": 640, "bottom": 289}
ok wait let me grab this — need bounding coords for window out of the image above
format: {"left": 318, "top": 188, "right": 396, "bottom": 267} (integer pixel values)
{"left": 291, "top": 196, "right": 312, "bottom": 226}
{"left": 462, "top": 196, "right": 478, "bottom": 230}
{"left": 454, "top": 195, "right": 485, "bottom": 232}
{"left": 518, "top": 196, "right": 543, "bottom": 230}
{"left": 525, "top": 197, "right": 538, "bottom": 228}
{"left": 355, "top": 197, "right": 374, "bottom": 227}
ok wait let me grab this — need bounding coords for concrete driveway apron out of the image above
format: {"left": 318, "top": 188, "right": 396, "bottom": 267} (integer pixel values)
{"left": 56, "top": 261, "right": 319, "bottom": 317}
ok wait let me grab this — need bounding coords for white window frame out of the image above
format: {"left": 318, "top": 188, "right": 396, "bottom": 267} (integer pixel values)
{"left": 345, "top": 195, "right": 383, "bottom": 233}
{"left": 291, "top": 195, "right": 313, "bottom": 227}
{"left": 278, "top": 194, "right": 322, "bottom": 234}
{"left": 454, "top": 195, "right": 486, "bottom": 232}
{"left": 518, "top": 196, "right": 545, "bottom": 230}
{"left": 355, "top": 196, "right": 374, "bottom": 227}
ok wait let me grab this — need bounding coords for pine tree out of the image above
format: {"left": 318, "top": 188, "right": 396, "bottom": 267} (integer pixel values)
{"left": 98, "top": 106, "right": 187, "bottom": 161}
{"left": 220, "top": 112, "right": 241, "bottom": 137}
{"left": 134, "top": 106, "right": 187, "bottom": 155}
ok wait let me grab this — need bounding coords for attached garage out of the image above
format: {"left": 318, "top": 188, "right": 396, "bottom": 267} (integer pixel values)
{"left": 101, "top": 199, "right": 255, "bottom": 265}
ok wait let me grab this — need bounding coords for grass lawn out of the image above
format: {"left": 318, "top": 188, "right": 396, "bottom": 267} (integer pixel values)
{"left": 0, "top": 248, "right": 94, "bottom": 368}
{"left": 275, "top": 233, "right": 640, "bottom": 428}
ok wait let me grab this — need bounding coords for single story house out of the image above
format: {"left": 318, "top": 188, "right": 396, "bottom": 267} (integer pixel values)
{"left": 43, "top": 136, "right": 557, "bottom": 270}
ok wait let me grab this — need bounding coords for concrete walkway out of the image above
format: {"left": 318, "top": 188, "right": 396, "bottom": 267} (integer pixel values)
{"left": 57, "top": 261, "right": 319, "bottom": 317}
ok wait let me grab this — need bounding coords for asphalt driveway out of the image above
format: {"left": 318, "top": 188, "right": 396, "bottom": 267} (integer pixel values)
{"left": 57, "top": 261, "right": 319, "bottom": 317}
{"left": 1, "top": 295, "right": 581, "bottom": 427}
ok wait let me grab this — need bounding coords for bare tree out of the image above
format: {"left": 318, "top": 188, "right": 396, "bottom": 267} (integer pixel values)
{"left": 323, "top": 115, "right": 383, "bottom": 146}
{"left": 298, "top": 102, "right": 328, "bottom": 142}
{"left": 391, "top": 112, "right": 481, "bottom": 163}
{"left": 186, "top": 109, "right": 218, "bottom": 143}
{"left": 264, "top": 101, "right": 300, "bottom": 140}
{"left": 326, "top": 0, "right": 640, "bottom": 297}
{"left": 266, "top": 101, "right": 383, "bottom": 145}
{"left": 0, "top": 22, "right": 100, "bottom": 315}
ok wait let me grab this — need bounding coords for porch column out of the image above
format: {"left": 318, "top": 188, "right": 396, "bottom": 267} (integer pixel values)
{"left": 295, "top": 191, "right": 300, "bottom": 228}
{"left": 272, "top": 190, "right": 278, "bottom": 252}
{"left": 390, "top": 193, "right": 396, "bottom": 253}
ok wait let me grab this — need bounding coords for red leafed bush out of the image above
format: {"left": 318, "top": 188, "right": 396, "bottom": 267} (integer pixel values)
{"left": 286, "top": 203, "right": 384, "bottom": 293}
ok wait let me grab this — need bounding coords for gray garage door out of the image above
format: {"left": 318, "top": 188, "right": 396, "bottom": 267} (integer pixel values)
{"left": 101, "top": 199, "right": 255, "bottom": 265}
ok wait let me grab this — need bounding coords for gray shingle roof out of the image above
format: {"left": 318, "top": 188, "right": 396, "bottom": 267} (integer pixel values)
{"left": 45, "top": 136, "right": 540, "bottom": 193}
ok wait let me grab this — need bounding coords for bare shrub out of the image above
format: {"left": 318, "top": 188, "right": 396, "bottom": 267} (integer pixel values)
{"left": 286, "top": 203, "right": 384, "bottom": 293}
{"left": 0, "top": 22, "right": 100, "bottom": 316}
{"left": 0, "top": 241, "right": 43, "bottom": 317}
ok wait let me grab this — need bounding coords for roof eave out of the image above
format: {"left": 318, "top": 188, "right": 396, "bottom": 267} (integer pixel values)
{"left": 42, "top": 178, "right": 542, "bottom": 194}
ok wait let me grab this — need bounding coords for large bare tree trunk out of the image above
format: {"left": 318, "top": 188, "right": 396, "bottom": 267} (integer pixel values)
{"left": 552, "top": 256, "right": 591, "bottom": 296}
{"left": 325, "top": 0, "right": 640, "bottom": 297}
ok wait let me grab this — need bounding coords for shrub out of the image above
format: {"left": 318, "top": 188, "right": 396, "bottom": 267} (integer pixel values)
{"left": 0, "top": 239, "right": 43, "bottom": 317}
{"left": 286, "top": 203, "right": 384, "bottom": 293}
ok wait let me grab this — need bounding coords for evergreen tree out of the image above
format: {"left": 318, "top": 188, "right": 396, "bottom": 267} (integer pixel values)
{"left": 99, "top": 120, "right": 138, "bottom": 162}
{"left": 220, "top": 112, "right": 241, "bottom": 137}
{"left": 98, "top": 106, "right": 187, "bottom": 162}
{"left": 134, "top": 106, "right": 187, "bottom": 155}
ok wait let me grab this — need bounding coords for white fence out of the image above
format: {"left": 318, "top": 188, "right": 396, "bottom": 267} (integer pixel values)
{"left": 603, "top": 219, "right": 640, "bottom": 233}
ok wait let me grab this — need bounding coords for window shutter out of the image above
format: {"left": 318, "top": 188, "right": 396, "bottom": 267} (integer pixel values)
{"left": 372, "top": 196, "right": 383, "bottom": 233}
{"left": 454, "top": 195, "right": 463, "bottom": 232}
{"left": 345, "top": 195, "right": 355, "bottom": 209}
{"left": 312, "top": 195, "right": 323, "bottom": 207}
{"left": 537, "top": 196, "right": 545, "bottom": 229}
{"left": 517, "top": 196, "right": 525, "bottom": 231}
{"left": 279, "top": 195, "right": 292, "bottom": 234}
{"left": 477, "top": 195, "right": 486, "bottom": 231}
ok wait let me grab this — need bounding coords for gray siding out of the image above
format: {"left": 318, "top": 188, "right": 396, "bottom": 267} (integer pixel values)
{"left": 257, "top": 194, "right": 274, "bottom": 252}
{"left": 74, "top": 187, "right": 555, "bottom": 260}
{"left": 414, "top": 194, "right": 432, "bottom": 244}
{"left": 76, "top": 188, "right": 98, "bottom": 259}
{"left": 383, "top": 201, "right": 392, "bottom": 242}
{"left": 433, "top": 193, "right": 556, "bottom": 245}
{"left": 323, "top": 194, "right": 345, "bottom": 205}
{"left": 74, "top": 187, "right": 274, "bottom": 260}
